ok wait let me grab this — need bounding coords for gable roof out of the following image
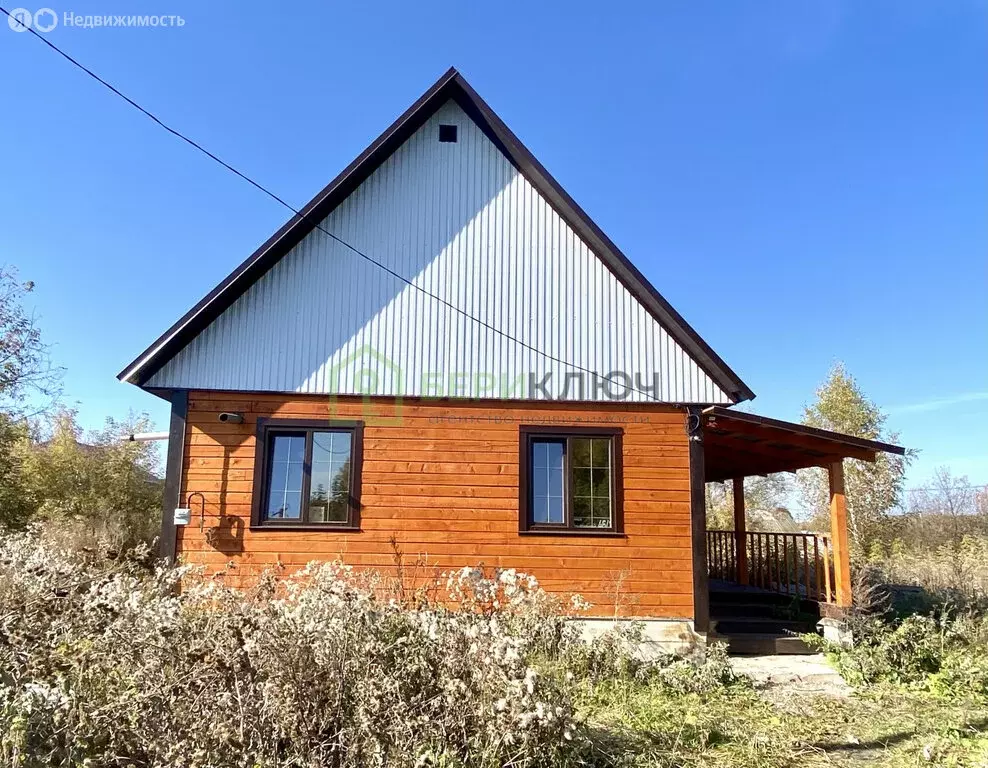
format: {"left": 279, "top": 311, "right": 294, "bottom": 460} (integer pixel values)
{"left": 118, "top": 67, "right": 755, "bottom": 403}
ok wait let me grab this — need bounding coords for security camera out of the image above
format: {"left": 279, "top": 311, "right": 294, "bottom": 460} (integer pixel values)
{"left": 218, "top": 412, "right": 244, "bottom": 424}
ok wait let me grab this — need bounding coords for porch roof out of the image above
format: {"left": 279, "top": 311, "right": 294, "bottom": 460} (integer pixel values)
{"left": 701, "top": 406, "right": 905, "bottom": 483}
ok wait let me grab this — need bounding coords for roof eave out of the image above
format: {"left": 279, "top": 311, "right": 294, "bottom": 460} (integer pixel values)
{"left": 704, "top": 406, "right": 906, "bottom": 456}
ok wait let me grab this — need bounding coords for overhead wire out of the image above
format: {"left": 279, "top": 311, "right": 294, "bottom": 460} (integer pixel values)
{"left": 1, "top": 7, "right": 668, "bottom": 401}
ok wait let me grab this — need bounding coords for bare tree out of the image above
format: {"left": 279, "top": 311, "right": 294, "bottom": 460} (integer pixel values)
{"left": 908, "top": 467, "right": 980, "bottom": 543}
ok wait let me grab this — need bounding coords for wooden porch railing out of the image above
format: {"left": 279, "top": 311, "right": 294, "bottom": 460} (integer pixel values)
{"left": 706, "top": 530, "right": 837, "bottom": 604}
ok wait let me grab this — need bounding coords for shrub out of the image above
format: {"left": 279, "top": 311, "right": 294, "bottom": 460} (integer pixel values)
{"left": 558, "top": 619, "right": 743, "bottom": 695}
{"left": 814, "top": 611, "right": 988, "bottom": 699}
{"left": 0, "top": 532, "right": 586, "bottom": 768}
{"left": 647, "top": 643, "right": 744, "bottom": 695}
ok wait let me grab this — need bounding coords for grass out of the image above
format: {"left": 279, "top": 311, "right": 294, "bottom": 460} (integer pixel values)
{"left": 579, "top": 678, "right": 988, "bottom": 767}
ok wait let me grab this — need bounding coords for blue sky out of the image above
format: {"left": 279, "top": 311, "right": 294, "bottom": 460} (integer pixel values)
{"left": 1, "top": 0, "right": 985, "bottom": 488}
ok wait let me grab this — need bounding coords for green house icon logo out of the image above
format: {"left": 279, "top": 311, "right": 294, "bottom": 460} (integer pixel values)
{"left": 325, "top": 345, "right": 404, "bottom": 426}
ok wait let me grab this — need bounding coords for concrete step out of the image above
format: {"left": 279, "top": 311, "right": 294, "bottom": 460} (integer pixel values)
{"left": 729, "top": 654, "right": 851, "bottom": 695}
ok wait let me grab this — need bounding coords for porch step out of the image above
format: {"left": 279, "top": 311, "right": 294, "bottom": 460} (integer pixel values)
{"left": 709, "top": 601, "right": 794, "bottom": 619}
{"left": 714, "top": 618, "right": 818, "bottom": 636}
{"left": 709, "top": 585, "right": 823, "bottom": 655}
{"left": 710, "top": 590, "right": 822, "bottom": 620}
{"left": 716, "top": 632, "right": 818, "bottom": 656}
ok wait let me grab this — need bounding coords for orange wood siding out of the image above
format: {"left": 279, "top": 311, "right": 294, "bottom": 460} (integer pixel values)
{"left": 177, "top": 393, "right": 695, "bottom": 619}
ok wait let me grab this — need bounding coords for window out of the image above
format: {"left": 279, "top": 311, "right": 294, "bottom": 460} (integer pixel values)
{"left": 519, "top": 426, "right": 623, "bottom": 534}
{"left": 251, "top": 419, "right": 363, "bottom": 529}
{"left": 438, "top": 124, "right": 458, "bottom": 142}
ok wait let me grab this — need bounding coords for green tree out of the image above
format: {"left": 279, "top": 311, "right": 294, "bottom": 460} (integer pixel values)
{"left": 0, "top": 267, "right": 162, "bottom": 543}
{"left": 0, "top": 266, "right": 61, "bottom": 414}
{"left": 19, "top": 409, "right": 164, "bottom": 549}
{"left": 0, "top": 266, "right": 61, "bottom": 528}
{"left": 797, "top": 362, "right": 910, "bottom": 550}
{"left": 0, "top": 413, "right": 32, "bottom": 528}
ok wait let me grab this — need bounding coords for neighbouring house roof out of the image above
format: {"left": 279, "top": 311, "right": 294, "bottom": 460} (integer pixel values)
{"left": 118, "top": 67, "right": 754, "bottom": 404}
{"left": 702, "top": 406, "right": 905, "bottom": 483}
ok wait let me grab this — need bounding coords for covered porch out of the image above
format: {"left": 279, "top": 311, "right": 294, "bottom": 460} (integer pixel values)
{"left": 695, "top": 407, "right": 905, "bottom": 651}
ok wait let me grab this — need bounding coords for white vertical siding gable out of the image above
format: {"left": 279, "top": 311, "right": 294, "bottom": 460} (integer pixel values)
{"left": 146, "top": 101, "right": 733, "bottom": 404}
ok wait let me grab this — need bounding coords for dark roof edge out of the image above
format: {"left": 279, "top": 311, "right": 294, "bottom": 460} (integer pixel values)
{"left": 119, "top": 67, "right": 755, "bottom": 402}
{"left": 704, "top": 406, "right": 906, "bottom": 456}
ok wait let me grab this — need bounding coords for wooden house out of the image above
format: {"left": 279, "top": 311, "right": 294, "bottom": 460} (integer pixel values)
{"left": 120, "top": 69, "right": 903, "bottom": 651}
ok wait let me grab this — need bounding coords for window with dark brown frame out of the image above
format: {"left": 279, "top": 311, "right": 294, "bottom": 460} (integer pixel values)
{"left": 251, "top": 419, "right": 364, "bottom": 529}
{"left": 518, "top": 426, "right": 624, "bottom": 535}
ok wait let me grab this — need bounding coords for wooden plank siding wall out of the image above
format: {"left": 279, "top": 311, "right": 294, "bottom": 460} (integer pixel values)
{"left": 177, "top": 393, "right": 695, "bottom": 619}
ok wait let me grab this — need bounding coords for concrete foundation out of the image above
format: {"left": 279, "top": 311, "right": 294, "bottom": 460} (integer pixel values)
{"left": 571, "top": 617, "right": 705, "bottom": 657}
{"left": 818, "top": 617, "right": 854, "bottom": 647}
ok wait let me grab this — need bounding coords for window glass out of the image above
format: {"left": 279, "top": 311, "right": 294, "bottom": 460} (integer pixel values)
{"left": 309, "top": 431, "right": 352, "bottom": 523}
{"left": 265, "top": 434, "right": 305, "bottom": 520}
{"left": 571, "top": 437, "right": 611, "bottom": 528}
{"left": 531, "top": 440, "right": 564, "bottom": 524}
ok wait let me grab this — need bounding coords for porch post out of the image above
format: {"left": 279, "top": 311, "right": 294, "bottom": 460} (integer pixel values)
{"left": 828, "top": 461, "right": 852, "bottom": 607}
{"left": 732, "top": 477, "right": 749, "bottom": 586}
{"left": 686, "top": 406, "right": 709, "bottom": 633}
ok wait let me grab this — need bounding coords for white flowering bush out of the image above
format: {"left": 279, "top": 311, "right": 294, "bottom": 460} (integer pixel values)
{"left": 0, "top": 532, "right": 587, "bottom": 768}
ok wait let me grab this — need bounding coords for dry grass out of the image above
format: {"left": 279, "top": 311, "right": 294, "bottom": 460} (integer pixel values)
{"left": 863, "top": 535, "right": 988, "bottom": 611}
{"left": 578, "top": 534, "right": 988, "bottom": 766}
{"left": 579, "top": 679, "right": 988, "bottom": 767}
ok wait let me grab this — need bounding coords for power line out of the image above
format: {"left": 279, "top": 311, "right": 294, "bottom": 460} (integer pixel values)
{"left": 1, "top": 8, "right": 662, "bottom": 401}
{"left": 905, "top": 484, "right": 988, "bottom": 494}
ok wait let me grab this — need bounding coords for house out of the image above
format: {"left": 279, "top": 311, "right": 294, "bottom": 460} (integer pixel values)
{"left": 119, "top": 68, "right": 903, "bottom": 652}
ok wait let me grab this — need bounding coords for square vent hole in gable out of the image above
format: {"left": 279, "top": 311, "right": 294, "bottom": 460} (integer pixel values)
{"left": 439, "top": 124, "right": 458, "bottom": 143}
